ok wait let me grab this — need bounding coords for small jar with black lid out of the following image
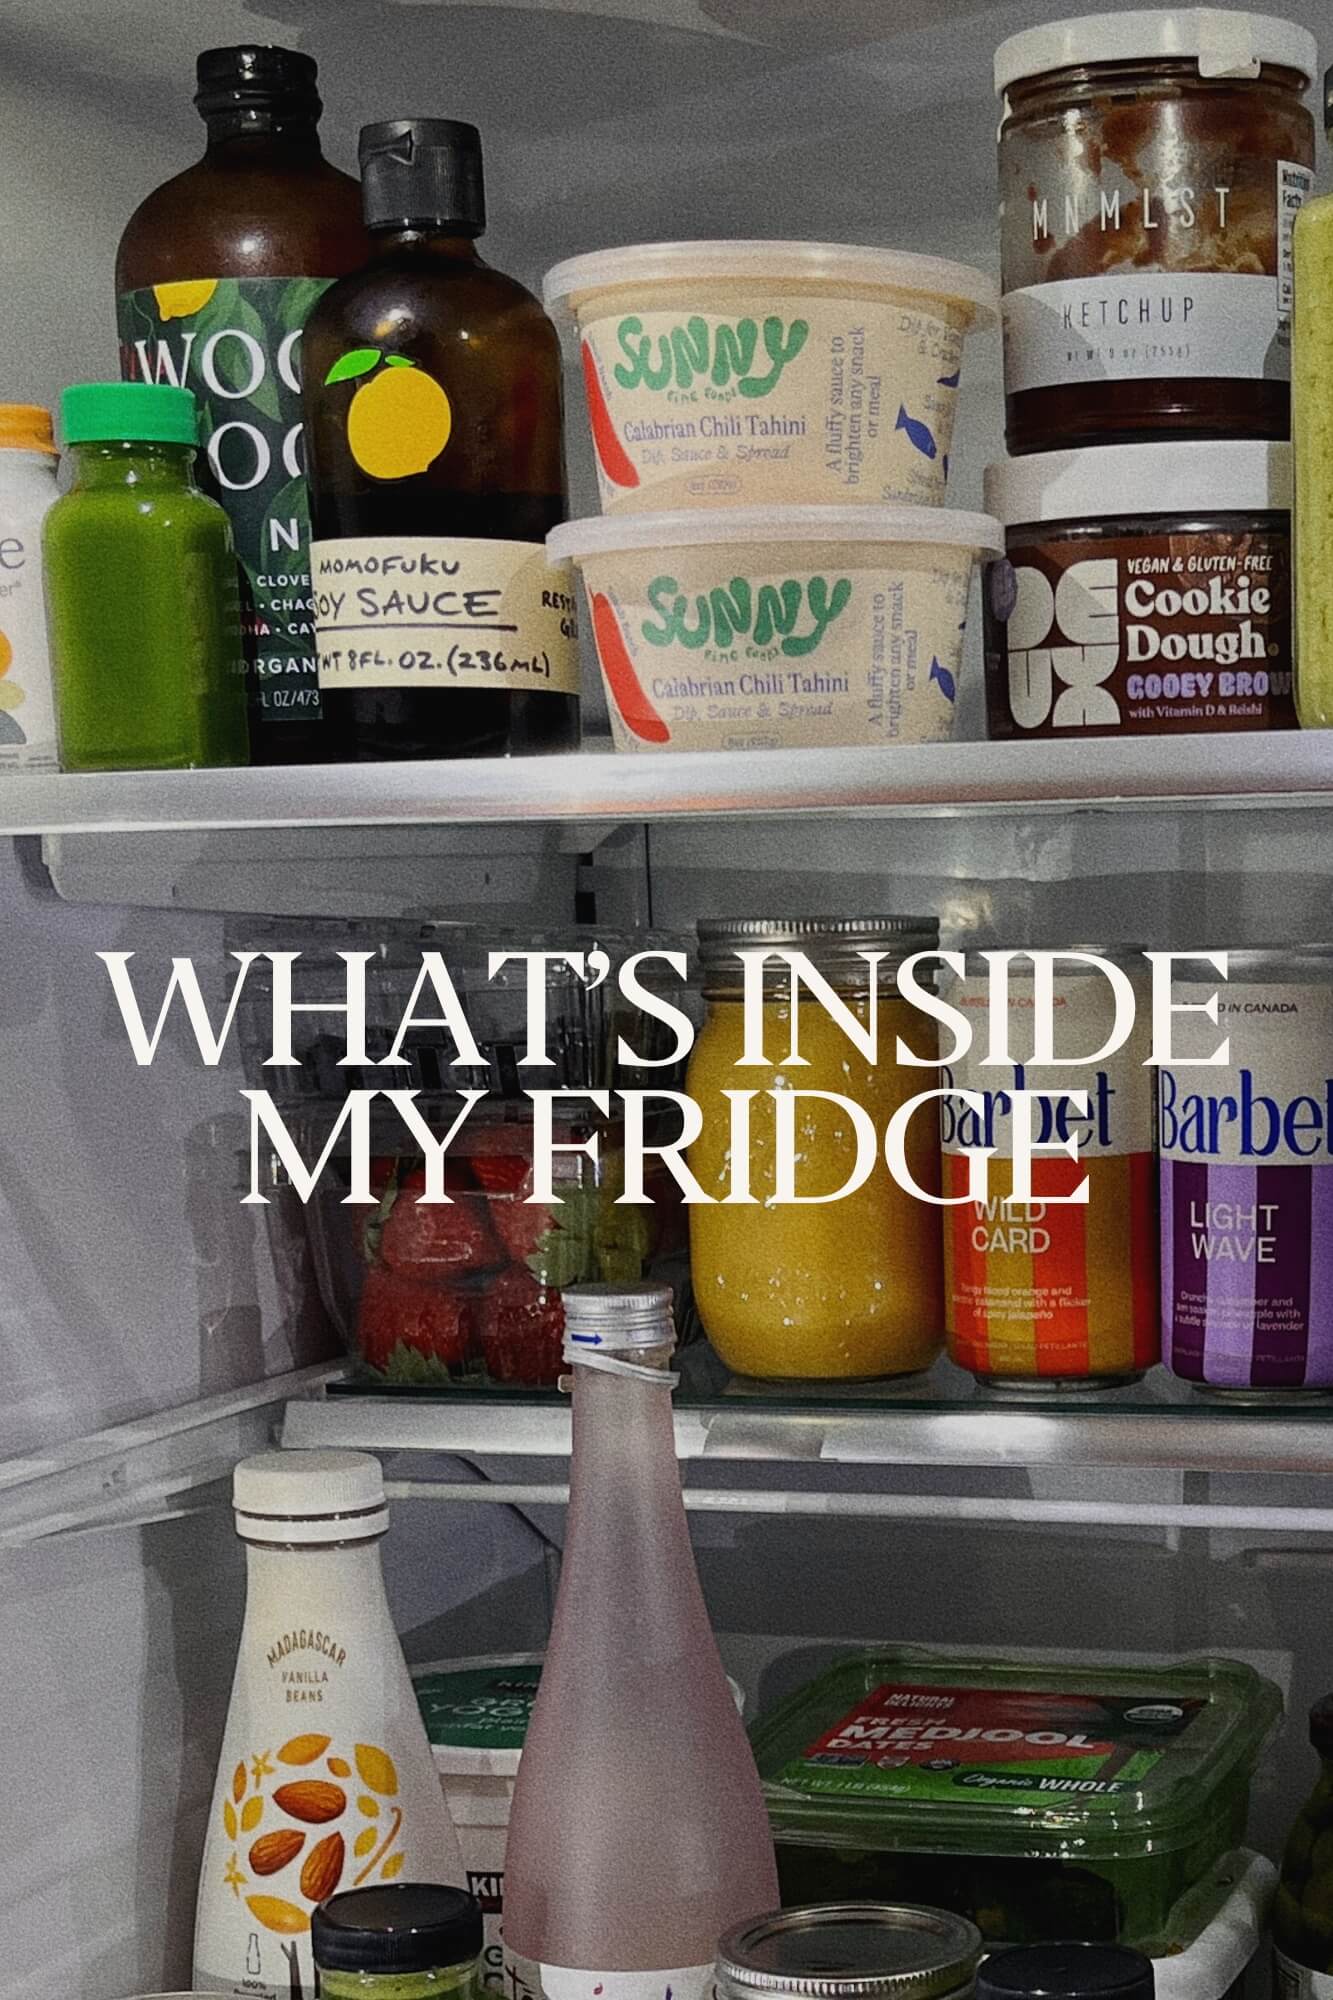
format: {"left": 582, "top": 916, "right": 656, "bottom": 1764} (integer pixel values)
{"left": 312, "top": 1884, "right": 483, "bottom": 1998}
{"left": 977, "top": 1944, "right": 1153, "bottom": 2000}
{"left": 996, "top": 10, "right": 1317, "bottom": 455}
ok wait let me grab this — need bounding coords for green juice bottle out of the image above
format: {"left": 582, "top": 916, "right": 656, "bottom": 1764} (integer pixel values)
{"left": 312, "top": 1885, "right": 483, "bottom": 2000}
{"left": 44, "top": 383, "right": 249, "bottom": 771}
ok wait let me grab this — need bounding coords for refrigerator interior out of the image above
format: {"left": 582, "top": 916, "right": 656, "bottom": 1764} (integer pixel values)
{"left": 2, "top": 0, "right": 1332, "bottom": 1994}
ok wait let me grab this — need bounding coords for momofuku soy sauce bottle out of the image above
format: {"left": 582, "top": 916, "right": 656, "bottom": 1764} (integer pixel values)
{"left": 302, "top": 119, "right": 580, "bottom": 761}
{"left": 116, "top": 46, "right": 369, "bottom": 765}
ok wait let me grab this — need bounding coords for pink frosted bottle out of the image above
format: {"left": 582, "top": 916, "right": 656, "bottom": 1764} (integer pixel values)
{"left": 503, "top": 1283, "right": 778, "bottom": 2000}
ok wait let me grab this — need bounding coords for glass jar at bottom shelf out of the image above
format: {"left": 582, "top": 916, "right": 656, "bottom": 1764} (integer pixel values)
{"left": 313, "top": 1885, "right": 484, "bottom": 2000}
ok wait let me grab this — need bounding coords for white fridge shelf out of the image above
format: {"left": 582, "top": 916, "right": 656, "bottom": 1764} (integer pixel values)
{"left": 7, "top": 731, "right": 1333, "bottom": 836}
{"left": 280, "top": 1372, "right": 1333, "bottom": 1531}
{"left": 280, "top": 1375, "right": 1333, "bottom": 1476}
{"left": 0, "top": 1364, "right": 340, "bottom": 1550}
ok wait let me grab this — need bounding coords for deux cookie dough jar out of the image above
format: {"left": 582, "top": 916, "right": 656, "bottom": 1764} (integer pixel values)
{"left": 996, "top": 10, "right": 1317, "bottom": 454}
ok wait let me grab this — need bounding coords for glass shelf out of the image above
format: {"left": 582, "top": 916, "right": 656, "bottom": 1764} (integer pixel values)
{"left": 284, "top": 1350, "right": 1333, "bottom": 1477}
{"left": 10, "top": 731, "right": 1333, "bottom": 837}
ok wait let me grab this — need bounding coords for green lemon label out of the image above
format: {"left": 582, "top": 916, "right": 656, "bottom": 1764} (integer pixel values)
{"left": 117, "top": 274, "right": 332, "bottom": 725}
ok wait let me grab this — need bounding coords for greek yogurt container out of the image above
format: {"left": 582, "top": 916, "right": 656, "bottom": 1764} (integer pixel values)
{"left": 544, "top": 241, "right": 998, "bottom": 513}
{"left": 548, "top": 505, "right": 1001, "bottom": 754}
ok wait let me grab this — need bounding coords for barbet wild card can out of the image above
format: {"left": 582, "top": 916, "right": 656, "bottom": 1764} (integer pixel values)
{"left": 942, "top": 951, "right": 1158, "bottom": 1385}
{"left": 1161, "top": 950, "right": 1333, "bottom": 1390}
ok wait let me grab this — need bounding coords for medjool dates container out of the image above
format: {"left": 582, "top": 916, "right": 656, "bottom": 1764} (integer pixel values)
{"left": 996, "top": 11, "right": 1318, "bottom": 454}
{"left": 750, "top": 1648, "right": 1281, "bottom": 1948}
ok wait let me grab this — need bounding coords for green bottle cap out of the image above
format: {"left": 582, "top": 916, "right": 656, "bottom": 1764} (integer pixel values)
{"left": 60, "top": 382, "right": 199, "bottom": 447}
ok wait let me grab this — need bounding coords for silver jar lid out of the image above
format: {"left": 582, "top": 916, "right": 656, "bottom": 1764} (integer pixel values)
{"left": 717, "top": 1904, "right": 983, "bottom": 2000}
{"left": 698, "top": 916, "right": 939, "bottom": 989}
{"left": 562, "top": 1282, "right": 675, "bottom": 1356}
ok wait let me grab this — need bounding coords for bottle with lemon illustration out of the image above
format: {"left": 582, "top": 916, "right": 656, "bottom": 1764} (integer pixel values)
{"left": 194, "top": 1452, "right": 464, "bottom": 2000}
{"left": 116, "top": 45, "right": 369, "bottom": 766}
{"left": 0, "top": 406, "right": 59, "bottom": 772}
{"left": 302, "top": 119, "right": 580, "bottom": 760}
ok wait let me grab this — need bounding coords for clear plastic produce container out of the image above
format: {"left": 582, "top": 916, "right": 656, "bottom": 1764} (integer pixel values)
{"left": 749, "top": 1649, "right": 1281, "bottom": 1950}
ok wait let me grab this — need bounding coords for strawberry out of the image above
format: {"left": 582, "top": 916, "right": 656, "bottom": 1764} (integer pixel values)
{"left": 377, "top": 1168, "right": 501, "bottom": 1277}
{"left": 357, "top": 1264, "right": 474, "bottom": 1377}
{"left": 465, "top": 1122, "right": 534, "bottom": 1194}
{"left": 477, "top": 1266, "right": 566, "bottom": 1386}
{"left": 471, "top": 1153, "right": 532, "bottom": 1196}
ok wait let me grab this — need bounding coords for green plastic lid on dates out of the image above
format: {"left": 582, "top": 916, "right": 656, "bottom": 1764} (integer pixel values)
{"left": 60, "top": 381, "right": 199, "bottom": 447}
{"left": 750, "top": 1649, "right": 1281, "bottom": 1861}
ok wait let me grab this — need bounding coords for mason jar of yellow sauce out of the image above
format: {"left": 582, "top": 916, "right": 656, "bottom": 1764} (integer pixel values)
{"left": 687, "top": 916, "right": 943, "bottom": 1380}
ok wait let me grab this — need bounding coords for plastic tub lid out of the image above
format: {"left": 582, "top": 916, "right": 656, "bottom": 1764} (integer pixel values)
{"left": 544, "top": 241, "right": 999, "bottom": 324}
{"left": 549, "top": 506, "right": 1004, "bottom": 564}
{"left": 995, "top": 11, "right": 1318, "bottom": 92}
{"left": 984, "top": 441, "right": 1292, "bottom": 527}
{"left": 750, "top": 1649, "right": 1283, "bottom": 1861}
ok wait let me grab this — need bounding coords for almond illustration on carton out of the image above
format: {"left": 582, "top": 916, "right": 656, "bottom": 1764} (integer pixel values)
{"left": 277, "top": 1733, "right": 332, "bottom": 1766}
{"left": 301, "top": 1831, "right": 345, "bottom": 1903}
{"left": 274, "top": 1780, "right": 346, "bottom": 1824}
{"left": 250, "top": 1829, "right": 305, "bottom": 1875}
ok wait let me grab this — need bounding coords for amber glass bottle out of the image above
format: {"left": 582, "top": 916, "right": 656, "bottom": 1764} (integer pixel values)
{"left": 116, "top": 46, "right": 369, "bottom": 765}
{"left": 302, "top": 119, "right": 579, "bottom": 761}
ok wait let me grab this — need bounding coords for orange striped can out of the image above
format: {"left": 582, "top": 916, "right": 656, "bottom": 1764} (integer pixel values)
{"left": 941, "top": 950, "right": 1159, "bottom": 1386}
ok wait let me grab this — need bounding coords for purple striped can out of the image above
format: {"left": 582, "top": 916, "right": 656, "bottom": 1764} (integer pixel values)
{"left": 1160, "top": 949, "right": 1333, "bottom": 1390}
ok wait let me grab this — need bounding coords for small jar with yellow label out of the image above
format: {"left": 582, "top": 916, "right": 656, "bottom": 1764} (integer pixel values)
{"left": 687, "top": 916, "right": 943, "bottom": 1381}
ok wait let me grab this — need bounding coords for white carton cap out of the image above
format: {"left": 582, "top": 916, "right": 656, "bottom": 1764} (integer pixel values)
{"left": 549, "top": 504, "right": 1004, "bottom": 563}
{"left": 233, "top": 1449, "right": 388, "bottom": 1545}
{"left": 984, "top": 439, "right": 1292, "bottom": 525}
{"left": 995, "top": 9, "right": 1318, "bottom": 92}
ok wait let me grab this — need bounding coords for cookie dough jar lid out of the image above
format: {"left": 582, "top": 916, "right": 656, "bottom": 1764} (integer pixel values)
{"left": 984, "top": 438, "right": 1293, "bottom": 524}
{"left": 995, "top": 10, "right": 1319, "bottom": 96}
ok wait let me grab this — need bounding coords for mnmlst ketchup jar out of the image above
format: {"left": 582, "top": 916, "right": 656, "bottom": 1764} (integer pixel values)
{"left": 996, "top": 9, "right": 1317, "bottom": 455}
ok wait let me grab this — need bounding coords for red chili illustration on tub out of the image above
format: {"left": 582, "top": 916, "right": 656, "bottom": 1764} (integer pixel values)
{"left": 581, "top": 342, "right": 641, "bottom": 489}
{"left": 588, "top": 592, "right": 670, "bottom": 743}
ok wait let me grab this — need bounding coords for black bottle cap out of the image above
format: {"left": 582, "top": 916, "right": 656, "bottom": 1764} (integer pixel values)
{"left": 312, "top": 1885, "right": 483, "bottom": 1975}
{"left": 978, "top": 1945, "right": 1154, "bottom": 2000}
{"left": 359, "top": 118, "right": 486, "bottom": 236}
{"left": 195, "top": 45, "right": 321, "bottom": 121}
{"left": 1309, "top": 1694, "right": 1333, "bottom": 1752}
